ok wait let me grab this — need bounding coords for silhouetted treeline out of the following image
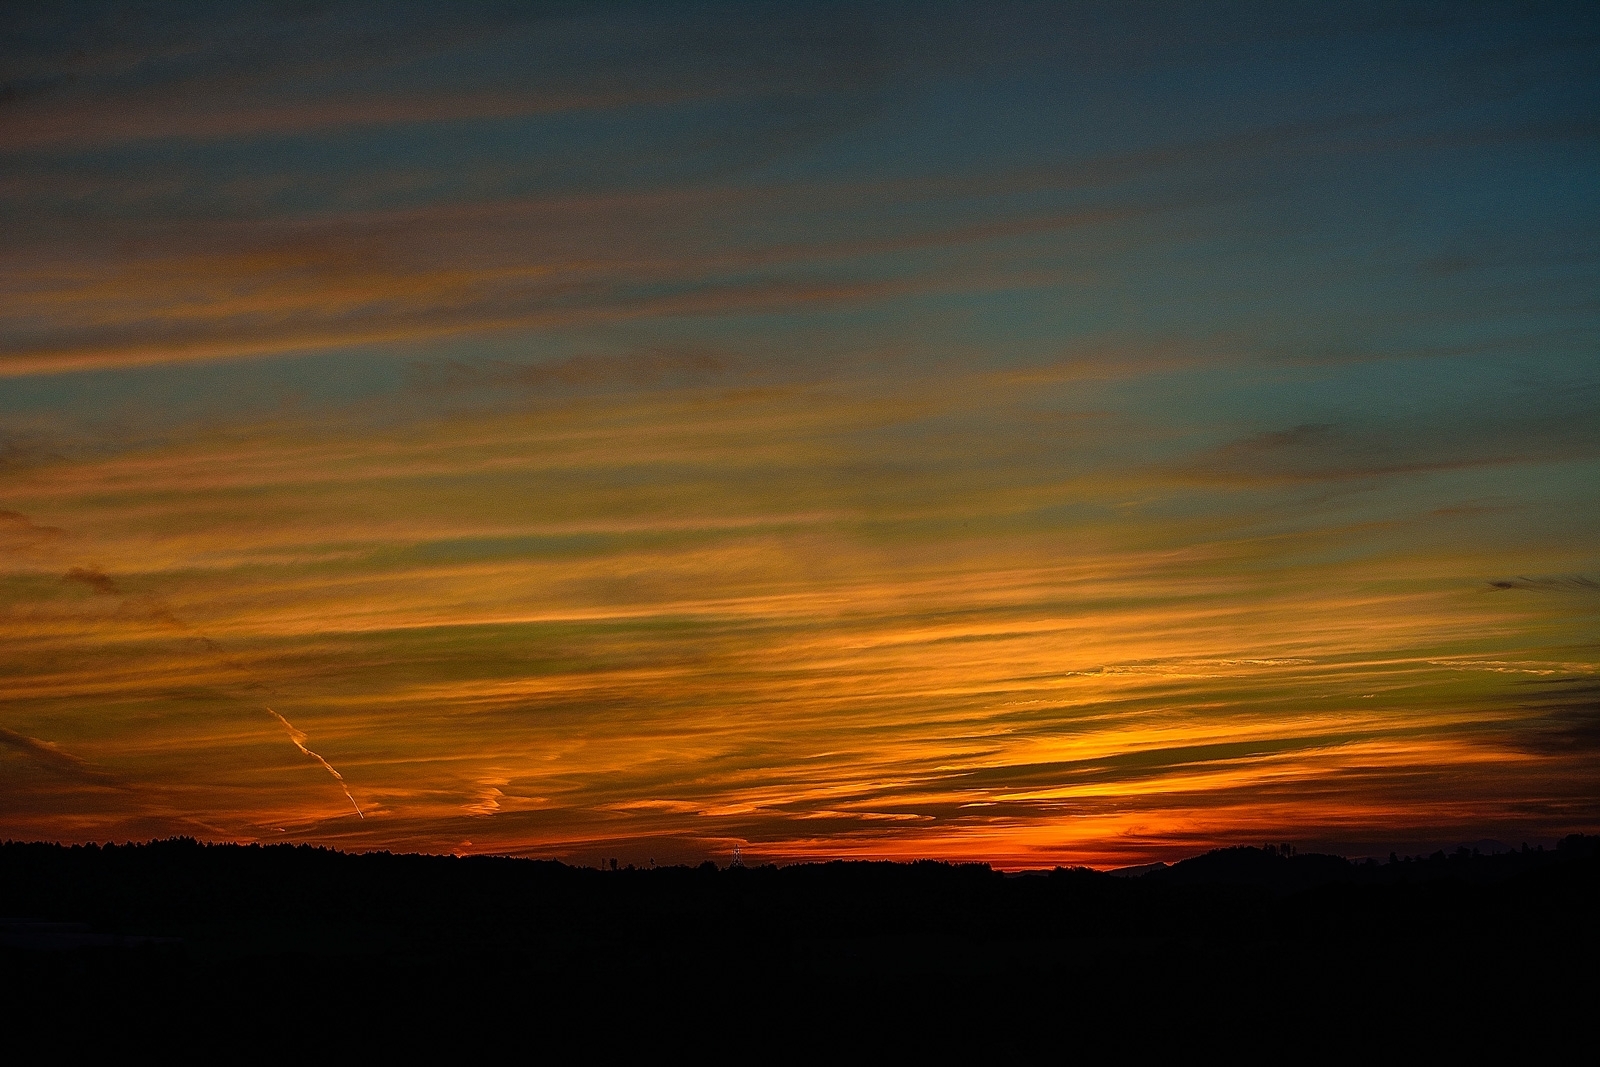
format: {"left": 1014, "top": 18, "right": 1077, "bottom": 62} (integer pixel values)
{"left": 3, "top": 836, "right": 1596, "bottom": 1055}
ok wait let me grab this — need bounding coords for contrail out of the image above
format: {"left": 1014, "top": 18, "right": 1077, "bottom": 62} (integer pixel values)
{"left": 53, "top": 554, "right": 367, "bottom": 821}
{"left": 266, "top": 707, "right": 364, "bottom": 819}
{"left": 9, "top": 519, "right": 369, "bottom": 824}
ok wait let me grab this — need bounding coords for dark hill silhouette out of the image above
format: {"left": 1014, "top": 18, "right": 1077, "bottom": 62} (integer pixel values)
{"left": 2, "top": 835, "right": 1595, "bottom": 1055}
{"left": 1150, "top": 844, "right": 1356, "bottom": 889}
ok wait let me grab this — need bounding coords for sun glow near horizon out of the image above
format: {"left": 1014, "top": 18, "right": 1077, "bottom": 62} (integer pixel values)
{"left": 2, "top": 2, "right": 1596, "bottom": 867}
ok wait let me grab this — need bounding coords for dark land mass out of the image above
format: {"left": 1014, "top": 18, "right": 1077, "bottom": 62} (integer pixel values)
{"left": 3, "top": 837, "right": 1596, "bottom": 1056}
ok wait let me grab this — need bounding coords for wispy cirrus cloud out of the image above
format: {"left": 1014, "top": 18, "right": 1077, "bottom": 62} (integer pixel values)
{"left": 3, "top": 1, "right": 1597, "bottom": 863}
{"left": 4, "top": 361, "right": 1595, "bottom": 863}
{"left": 0, "top": 726, "right": 130, "bottom": 791}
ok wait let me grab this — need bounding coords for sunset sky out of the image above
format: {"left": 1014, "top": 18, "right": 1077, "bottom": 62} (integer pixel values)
{"left": 2, "top": 1, "right": 1596, "bottom": 868}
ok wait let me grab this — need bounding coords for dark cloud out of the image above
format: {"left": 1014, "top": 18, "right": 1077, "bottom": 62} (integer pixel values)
{"left": 63, "top": 565, "right": 119, "bottom": 596}
{"left": 1503, "top": 679, "right": 1600, "bottom": 755}
{"left": 926, "top": 733, "right": 1366, "bottom": 796}
{"left": 1186, "top": 393, "right": 1600, "bottom": 485}
{"left": 0, "top": 433, "right": 64, "bottom": 471}
{"left": 0, "top": 508, "right": 65, "bottom": 551}
{"left": 0, "top": 726, "right": 128, "bottom": 790}
{"left": 61, "top": 563, "right": 204, "bottom": 637}
{"left": 1198, "top": 420, "right": 1488, "bottom": 483}
{"left": 1488, "top": 576, "right": 1598, "bottom": 593}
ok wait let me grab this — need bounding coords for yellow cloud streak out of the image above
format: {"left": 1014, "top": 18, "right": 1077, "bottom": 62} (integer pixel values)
{"left": 2, "top": 368, "right": 1593, "bottom": 862}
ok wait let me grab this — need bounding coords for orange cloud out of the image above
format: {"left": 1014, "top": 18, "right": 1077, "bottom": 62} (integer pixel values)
{"left": 3, "top": 368, "right": 1594, "bottom": 864}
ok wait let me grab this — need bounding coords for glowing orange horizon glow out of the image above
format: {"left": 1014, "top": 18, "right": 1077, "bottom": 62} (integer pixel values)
{"left": 2, "top": 372, "right": 1593, "bottom": 868}
{"left": 3, "top": 3, "right": 1596, "bottom": 868}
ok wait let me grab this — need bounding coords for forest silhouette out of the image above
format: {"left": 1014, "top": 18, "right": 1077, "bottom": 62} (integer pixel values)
{"left": 3, "top": 836, "right": 1596, "bottom": 1054}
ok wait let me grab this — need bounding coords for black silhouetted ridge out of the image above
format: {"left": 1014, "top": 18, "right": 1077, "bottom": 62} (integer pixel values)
{"left": 2, "top": 835, "right": 1595, "bottom": 1055}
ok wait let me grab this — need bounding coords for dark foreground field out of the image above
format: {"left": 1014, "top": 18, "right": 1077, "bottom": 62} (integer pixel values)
{"left": 3, "top": 837, "right": 1596, "bottom": 1056}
